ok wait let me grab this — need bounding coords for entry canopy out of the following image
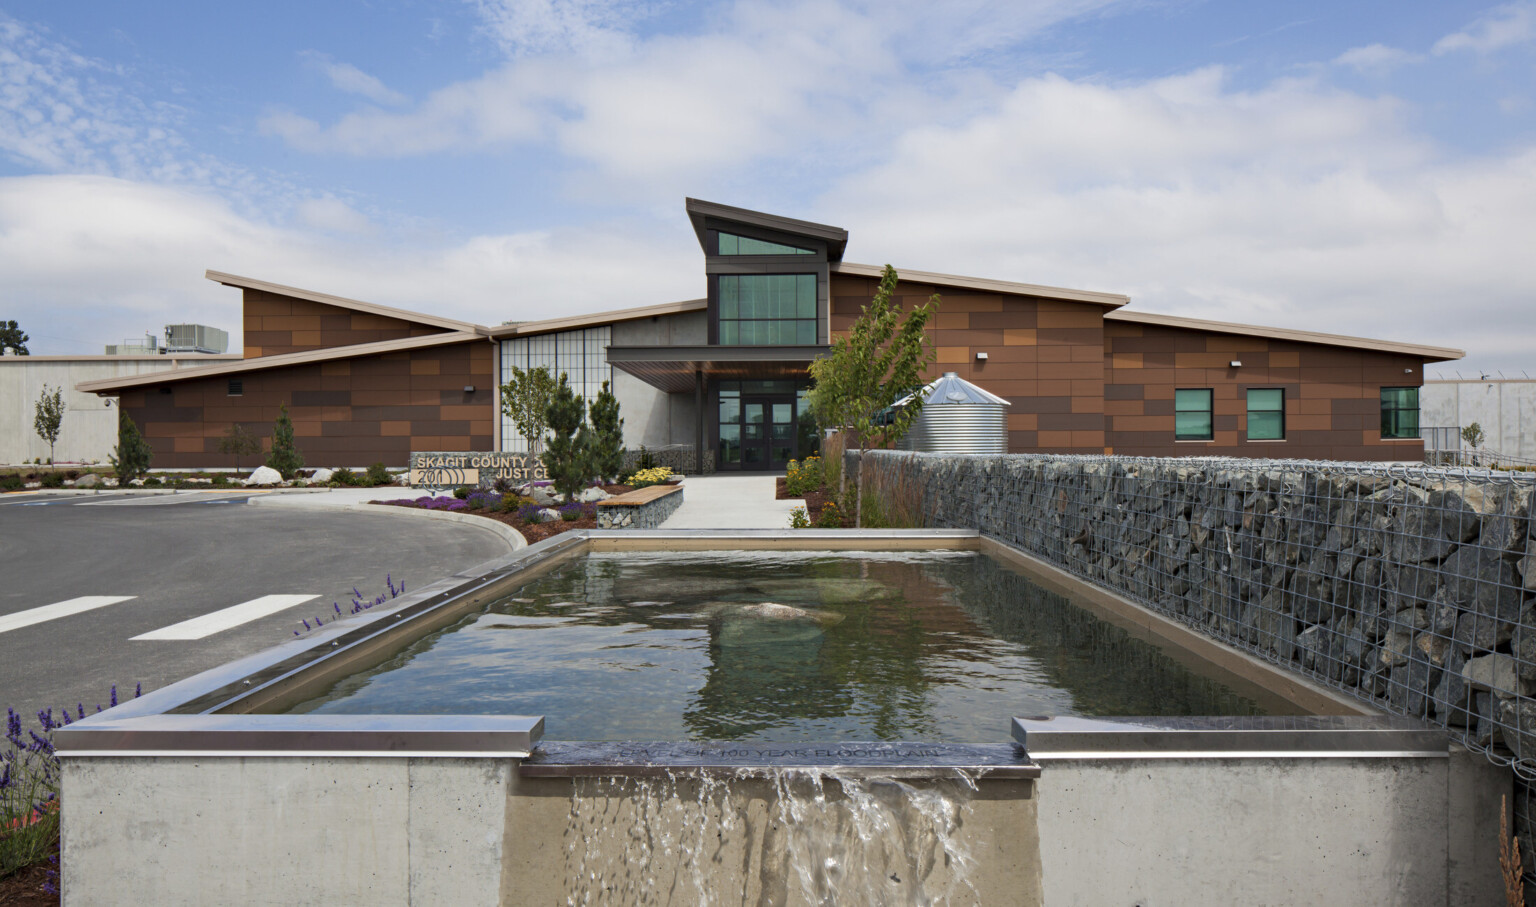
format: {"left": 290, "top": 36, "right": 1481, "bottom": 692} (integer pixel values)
{"left": 894, "top": 372, "right": 1011, "bottom": 408}
{"left": 607, "top": 345, "right": 829, "bottom": 393}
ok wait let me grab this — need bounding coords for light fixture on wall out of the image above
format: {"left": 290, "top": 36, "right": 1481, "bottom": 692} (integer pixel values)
{"left": 975, "top": 352, "right": 988, "bottom": 361}
{"left": 463, "top": 385, "right": 476, "bottom": 393}
{"left": 1229, "top": 360, "right": 1242, "bottom": 368}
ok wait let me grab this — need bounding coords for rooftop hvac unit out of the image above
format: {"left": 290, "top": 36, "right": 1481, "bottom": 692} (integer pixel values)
{"left": 104, "top": 334, "right": 158, "bottom": 355}
{"left": 894, "top": 372, "right": 1011, "bottom": 454}
{"left": 164, "top": 324, "right": 229, "bottom": 354}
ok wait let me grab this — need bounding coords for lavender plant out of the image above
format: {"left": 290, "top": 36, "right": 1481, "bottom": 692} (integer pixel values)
{"left": 2, "top": 684, "right": 141, "bottom": 882}
{"left": 293, "top": 575, "right": 407, "bottom": 636}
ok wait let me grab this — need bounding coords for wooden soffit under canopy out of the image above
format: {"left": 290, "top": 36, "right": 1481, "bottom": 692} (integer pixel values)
{"left": 606, "top": 345, "right": 829, "bottom": 393}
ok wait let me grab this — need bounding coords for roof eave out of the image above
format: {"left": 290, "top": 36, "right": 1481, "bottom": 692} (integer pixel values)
{"left": 486, "top": 299, "right": 708, "bottom": 339}
{"left": 685, "top": 198, "right": 849, "bottom": 261}
{"left": 831, "top": 262, "right": 1129, "bottom": 308}
{"left": 1105, "top": 311, "right": 1464, "bottom": 362}
{"left": 205, "top": 270, "right": 483, "bottom": 334}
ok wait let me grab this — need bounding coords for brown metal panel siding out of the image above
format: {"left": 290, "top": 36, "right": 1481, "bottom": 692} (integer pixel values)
{"left": 122, "top": 340, "right": 495, "bottom": 468}
{"left": 1103, "top": 322, "right": 1427, "bottom": 461}
{"left": 240, "top": 288, "right": 453, "bottom": 358}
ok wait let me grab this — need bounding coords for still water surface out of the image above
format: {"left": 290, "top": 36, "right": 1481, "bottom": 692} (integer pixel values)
{"left": 288, "top": 551, "right": 1267, "bottom": 741}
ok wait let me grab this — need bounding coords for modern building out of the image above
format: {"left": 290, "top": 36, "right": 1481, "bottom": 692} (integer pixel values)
{"left": 76, "top": 199, "right": 1463, "bottom": 470}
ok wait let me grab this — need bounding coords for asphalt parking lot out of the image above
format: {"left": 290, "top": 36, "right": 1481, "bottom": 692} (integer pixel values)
{"left": 0, "top": 490, "right": 511, "bottom": 722}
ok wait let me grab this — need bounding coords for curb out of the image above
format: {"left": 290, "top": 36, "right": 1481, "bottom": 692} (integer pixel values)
{"left": 244, "top": 493, "right": 528, "bottom": 553}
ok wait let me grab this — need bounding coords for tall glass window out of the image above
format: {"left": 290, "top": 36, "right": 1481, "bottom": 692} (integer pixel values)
{"left": 715, "top": 231, "right": 813, "bottom": 256}
{"left": 1246, "top": 388, "right": 1285, "bottom": 440}
{"left": 717, "top": 274, "right": 817, "bottom": 345}
{"left": 1381, "top": 387, "right": 1420, "bottom": 439}
{"left": 1175, "top": 388, "right": 1214, "bottom": 441}
{"left": 499, "top": 326, "right": 612, "bottom": 453}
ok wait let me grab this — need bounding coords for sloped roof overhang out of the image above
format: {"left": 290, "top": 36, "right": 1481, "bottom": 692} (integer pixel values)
{"left": 831, "top": 262, "right": 1130, "bottom": 308}
{"left": 607, "top": 345, "right": 829, "bottom": 393}
{"left": 206, "top": 270, "right": 481, "bottom": 334}
{"left": 486, "top": 299, "right": 707, "bottom": 339}
{"left": 685, "top": 199, "right": 848, "bottom": 261}
{"left": 1106, "top": 310, "right": 1464, "bottom": 362}
{"left": 76, "top": 331, "right": 485, "bottom": 394}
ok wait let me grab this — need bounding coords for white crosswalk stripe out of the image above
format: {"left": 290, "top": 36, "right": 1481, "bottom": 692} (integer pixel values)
{"left": 0, "top": 596, "right": 137, "bottom": 635}
{"left": 131, "top": 594, "right": 320, "bottom": 641}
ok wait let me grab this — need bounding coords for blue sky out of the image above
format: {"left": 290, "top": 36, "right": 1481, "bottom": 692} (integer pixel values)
{"left": 2, "top": 0, "right": 1533, "bottom": 376}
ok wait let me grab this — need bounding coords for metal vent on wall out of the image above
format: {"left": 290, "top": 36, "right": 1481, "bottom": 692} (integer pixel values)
{"left": 228, "top": 379, "right": 243, "bottom": 397}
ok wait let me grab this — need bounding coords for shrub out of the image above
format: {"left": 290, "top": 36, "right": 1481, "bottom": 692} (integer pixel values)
{"left": 558, "top": 502, "right": 583, "bottom": 522}
{"left": 109, "top": 409, "right": 152, "bottom": 482}
{"left": 586, "top": 380, "right": 624, "bottom": 482}
{"left": 365, "top": 462, "right": 391, "bottom": 486}
{"left": 789, "top": 506, "right": 810, "bottom": 529}
{"left": 516, "top": 503, "right": 546, "bottom": 524}
{"left": 142, "top": 476, "right": 162, "bottom": 487}
{"left": 635, "top": 445, "right": 658, "bottom": 471}
{"left": 211, "top": 474, "right": 229, "bottom": 487}
{"left": 451, "top": 485, "right": 472, "bottom": 499}
{"left": 0, "top": 474, "right": 22, "bottom": 492}
{"left": 625, "top": 466, "right": 674, "bottom": 489}
{"left": 39, "top": 472, "right": 64, "bottom": 489}
{"left": 815, "top": 500, "right": 842, "bottom": 529}
{"left": 331, "top": 467, "right": 359, "bottom": 487}
{"left": 496, "top": 494, "right": 526, "bottom": 513}
{"left": 466, "top": 492, "right": 499, "bottom": 511}
{"left": 265, "top": 403, "right": 304, "bottom": 480}
{"left": 491, "top": 475, "right": 516, "bottom": 494}
{"left": 216, "top": 423, "right": 262, "bottom": 474}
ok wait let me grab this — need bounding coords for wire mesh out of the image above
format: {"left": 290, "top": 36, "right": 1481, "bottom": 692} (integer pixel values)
{"left": 857, "top": 449, "right": 1536, "bottom": 878}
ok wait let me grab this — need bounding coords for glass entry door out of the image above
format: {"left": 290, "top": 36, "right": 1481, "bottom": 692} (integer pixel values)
{"left": 741, "top": 395, "right": 796, "bottom": 470}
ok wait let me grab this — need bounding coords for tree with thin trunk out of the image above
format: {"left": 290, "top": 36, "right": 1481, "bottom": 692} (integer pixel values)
{"left": 541, "top": 372, "right": 591, "bottom": 502}
{"left": 33, "top": 384, "right": 63, "bottom": 465}
{"left": 500, "top": 366, "right": 556, "bottom": 458}
{"left": 217, "top": 423, "right": 262, "bottom": 476}
{"left": 806, "top": 265, "right": 938, "bottom": 527}
{"left": 266, "top": 403, "right": 304, "bottom": 479}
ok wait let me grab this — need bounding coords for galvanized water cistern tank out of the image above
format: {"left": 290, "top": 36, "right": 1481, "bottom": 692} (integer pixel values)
{"left": 895, "top": 372, "right": 1010, "bottom": 453}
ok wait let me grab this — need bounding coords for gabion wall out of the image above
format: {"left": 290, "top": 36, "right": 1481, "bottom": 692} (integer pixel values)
{"left": 622, "top": 445, "right": 714, "bottom": 476}
{"left": 854, "top": 450, "right": 1536, "bottom": 868}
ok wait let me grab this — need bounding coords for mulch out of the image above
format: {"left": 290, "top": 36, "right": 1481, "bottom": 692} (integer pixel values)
{"left": 774, "top": 477, "right": 847, "bottom": 526}
{"left": 375, "top": 484, "right": 638, "bottom": 543}
{"left": 0, "top": 853, "right": 59, "bottom": 906}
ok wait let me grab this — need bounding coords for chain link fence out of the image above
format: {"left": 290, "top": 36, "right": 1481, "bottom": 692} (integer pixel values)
{"left": 854, "top": 449, "right": 1536, "bottom": 879}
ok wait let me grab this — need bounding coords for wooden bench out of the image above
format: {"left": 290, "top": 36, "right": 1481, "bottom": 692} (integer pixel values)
{"left": 595, "top": 482, "right": 684, "bottom": 528}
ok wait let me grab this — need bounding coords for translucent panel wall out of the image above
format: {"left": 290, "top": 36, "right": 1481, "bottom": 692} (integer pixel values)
{"left": 499, "top": 326, "right": 613, "bottom": 453}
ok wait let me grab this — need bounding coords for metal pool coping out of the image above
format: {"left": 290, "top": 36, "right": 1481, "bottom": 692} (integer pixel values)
{"left": 1012, "top": 716, "right": 1447, "bottom": 760}
{"left": 54, "top": 527, "right": 1443, "bottom": 763}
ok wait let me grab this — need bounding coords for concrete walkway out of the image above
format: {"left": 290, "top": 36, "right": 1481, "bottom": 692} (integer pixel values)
{"left": 661, "top": 473, "right": 799, "bottom": 529}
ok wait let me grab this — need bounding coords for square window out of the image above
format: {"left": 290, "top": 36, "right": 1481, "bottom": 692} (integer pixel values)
{"left": 1246, "top": 388, "right": 1285, "bottom": 440}
{"left": 1175, "top": 388, "right": 1213, "bottom": 440}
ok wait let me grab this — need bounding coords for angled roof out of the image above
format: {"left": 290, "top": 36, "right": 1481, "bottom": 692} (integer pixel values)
{"left": 1106, "top": 310, "right": 1463, "bottom": 362}
{"left": 76, "top": 331, "right": 484, "bottom": 394}
{"left": 686, "top": 198, "right": 849, "bottom": 261}
{"left": 206, "top": 270, "right": 481, "bottom": 333}
{"left": 486, "top": 298, "right": 706, "bottom": 339}
{"left": 831, "top": 261, "right": 1130, "bottom": 308}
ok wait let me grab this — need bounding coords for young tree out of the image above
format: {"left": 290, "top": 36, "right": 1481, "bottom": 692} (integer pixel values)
{"left": 217, "top": 423, "right": 262, "bottom": 475}
{"left": 265, "top": 403, "right": 305, "bottom": 479}
{"left": 806, "top": 265, "right": 938, "bottom": 527}
{"left": 499, "top": 366, "right": 556, "bottom": 458}
{"left": 0, "top": 320, "right": 28, "bottom": 356}
{"left": 109, "top": 408, "right": 153, "bottom": 481}
{"left": 586, "top": 380, "right": 624, "bottom": 482}
{"left": 540, "top": 373, "right": 591, "bottom": 502}
{"left": 33, "top": 384, "right": 64, "bottom": 465}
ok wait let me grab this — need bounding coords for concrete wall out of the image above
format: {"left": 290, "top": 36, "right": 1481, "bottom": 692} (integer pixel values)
{"left": 611, "top": 311, "right": 706, "bottom": 451}
{"left": 1035, "top": 751, "right": 1504, "bottom": 906}
{"left": 0, "top": 355, "right": 235, "bottom": 465}
{"left": 1424, "top": 379, "right": 1536, "bottom": 461}
{"left": 63, "top": 756, "right": 513, "bottom": 906}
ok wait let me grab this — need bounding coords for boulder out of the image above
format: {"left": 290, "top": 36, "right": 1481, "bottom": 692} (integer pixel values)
{"left": 538, "top": 507, "right": 562, "bottom": 522}
{"left": 74, "top": 474, "right": 99, "bottom": 488}
{"left": 530, "top": 485, "right": 560, "bottom": 505}
{"left": 102, "top": 477, "right": 119, "bottom": 487}
{"left": 243, "top": 466, "right": 282, "bottom": 486}
{"left": 577, "top": 486, "right": 613, "bottom": 503}
{"left": 1462, "top": 653, "right": 1520, "bottom": 696}
{"left": 309, "top": 468, "right": 334, "bottom": 484}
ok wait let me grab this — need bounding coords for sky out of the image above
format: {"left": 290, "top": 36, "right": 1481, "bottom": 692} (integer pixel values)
{"left": 1, "top": 1, "right": 1533, "bottom": 378}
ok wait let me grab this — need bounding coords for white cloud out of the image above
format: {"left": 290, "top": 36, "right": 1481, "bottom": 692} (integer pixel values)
{"left": 0, "top": 174, "right": 702, "bottom": 353}
{"left": 469, "top": 0, "right": 646, "bottom": 57}
{"left": 822, "top": 67, "right": 1536, "bottom": 371}
{"left": 300, "top": 52, "right": 409, "bottom": 106}
{"left": 1433, "top": 1, "right": 1535, "bottom": 55}
{"left": 1333, "top": 43, "right": 1420, "bottom": 74}
{"left": 295, "top": 197, "right": 373, "bottom": 234}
